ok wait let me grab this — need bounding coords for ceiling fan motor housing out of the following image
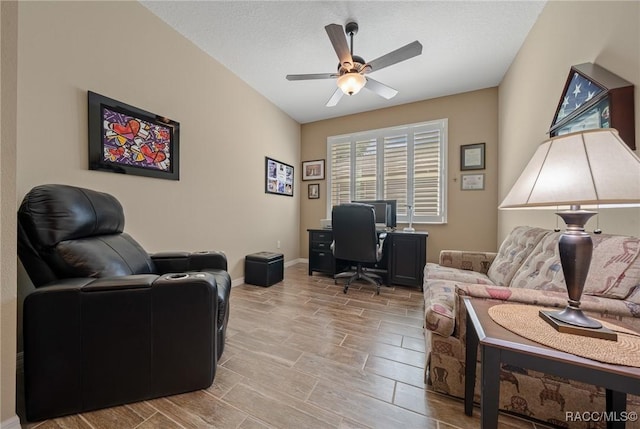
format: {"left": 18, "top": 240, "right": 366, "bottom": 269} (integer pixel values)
{"left": 337, "top": 55, "right": 367, "bottom": 74}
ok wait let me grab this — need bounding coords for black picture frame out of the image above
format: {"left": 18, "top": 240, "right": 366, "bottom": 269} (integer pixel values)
{"left": 265, "top": 156, "right": 294, "bottom": 197}
{"left": 308, "top": 183, "right": 320, "bottom": 199}
{"left": 460, "top": 143, "right": 485, "bottom": 171}
{"left": 88, "top": 91, "right": 180, "bottom": 180}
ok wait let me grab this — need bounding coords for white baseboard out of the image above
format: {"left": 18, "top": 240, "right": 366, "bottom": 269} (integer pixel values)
{"left": 1, "top": 416, "right": 20, "bottom": 429}
{"left": 285, "top": 258, "right": 305, "bottom": 267}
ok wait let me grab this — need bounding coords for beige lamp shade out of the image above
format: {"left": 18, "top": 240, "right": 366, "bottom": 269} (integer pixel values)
{"left": 500, "top": 129, "right": 640, "bottom": 209}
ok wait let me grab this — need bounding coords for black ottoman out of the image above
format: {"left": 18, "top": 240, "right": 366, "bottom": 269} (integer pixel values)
{"left": 245, "top": 252, "right": 284, "bottom": 287}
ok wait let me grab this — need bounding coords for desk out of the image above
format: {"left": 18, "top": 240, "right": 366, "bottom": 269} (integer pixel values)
{"left": 307, "top": 229, "right": 427, "bottom": 288}
{"left": 463, "top": 298, "right": 640, "bottom": 429}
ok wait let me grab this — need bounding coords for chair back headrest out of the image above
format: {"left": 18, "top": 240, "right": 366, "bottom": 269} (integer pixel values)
{"left": 331, "top": 203, "right": 379, "bottom": 263}
{"left": 18, "top": 184, "right": 125, "bottom": 248}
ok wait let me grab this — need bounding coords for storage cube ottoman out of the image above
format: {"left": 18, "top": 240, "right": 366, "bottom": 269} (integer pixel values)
{"left": 245, "top": 252, "right": 284, "bottom": 286}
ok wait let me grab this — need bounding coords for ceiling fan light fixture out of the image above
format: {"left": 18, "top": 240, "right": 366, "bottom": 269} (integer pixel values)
{"left": 337, "top": 72, "right": 366, "bottom": 96}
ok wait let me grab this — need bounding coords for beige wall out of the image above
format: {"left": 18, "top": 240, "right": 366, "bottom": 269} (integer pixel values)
{"left": 300, "top": 88, "right": 499, "bottom": 262}
{"left": 17, "top": 1, "right": 301, "bottom": 284}
{"left": 498, "top": 0, "right": 640, "bottom": 240}
{"left": 1, "top": 1, "right": 18, "bottom": 424}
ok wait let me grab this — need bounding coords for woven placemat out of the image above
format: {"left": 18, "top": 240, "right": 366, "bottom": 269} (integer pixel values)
{"left": 488, "top": 304, "right": 640, "bottom": 367}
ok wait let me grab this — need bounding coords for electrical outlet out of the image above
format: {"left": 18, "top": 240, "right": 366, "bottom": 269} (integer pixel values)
{"left": 277, "top": 240, "right": 281, "bottom": 249}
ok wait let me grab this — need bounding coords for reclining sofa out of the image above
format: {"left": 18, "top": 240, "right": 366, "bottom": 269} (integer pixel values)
{"left": 17, "top": 184, "right": 231, "bottom": 421}
{"left": 423, "top": 225, "right": 640, "bottom": 428}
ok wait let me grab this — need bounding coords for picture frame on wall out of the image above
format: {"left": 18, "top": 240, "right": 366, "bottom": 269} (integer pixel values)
{"left": 460, "top": 143, "right": 485, "bottom": 171}
{"left": 265, "top": 156, "right": 294, "bottom": 197}
{"left": 88, "top": 91, "right": 180, "bottom": 180}
{"left": 308, "top": 183, "right": 320, "bottom": 199}
{"left": 461, "top": 173, "right": 485, "bottom": 190}
{"left": 302, "top": 159, "right": 325, "bottom": 181}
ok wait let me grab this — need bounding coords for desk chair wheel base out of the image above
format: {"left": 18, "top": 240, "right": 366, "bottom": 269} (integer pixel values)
{"left": 335, "top": 264, "right": 382, "bottom": 295}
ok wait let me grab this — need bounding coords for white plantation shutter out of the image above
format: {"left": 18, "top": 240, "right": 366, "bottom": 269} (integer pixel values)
{"left": 383, "top": 134, "right": 408, "bottom": 217}
{"left": 329, "top": 140, "right": 351, "bottom": 206}
{"left": 355, "top": 138, "right": 377, "bottom": 200}
{"left": 413, "top": 126, "right": 445, "bottom": 222}
{"left": 328, "top": 119, "right": 447, "bottom": 224}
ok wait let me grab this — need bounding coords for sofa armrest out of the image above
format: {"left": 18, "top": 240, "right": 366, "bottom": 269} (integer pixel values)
{"left": 151, "top": 250, "right": 228, "bottom": 274}
{"left": 439, "top": 250, "right": 497, "bottom": 274}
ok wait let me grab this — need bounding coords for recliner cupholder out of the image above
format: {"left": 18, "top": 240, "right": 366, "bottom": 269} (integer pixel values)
{"left": 167, "top": 273, "right": 189, "bottom": 280}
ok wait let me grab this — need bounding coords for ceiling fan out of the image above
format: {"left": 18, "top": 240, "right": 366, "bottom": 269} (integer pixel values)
{"left": 286, "top": 22, "right": 422, "bottom": 107}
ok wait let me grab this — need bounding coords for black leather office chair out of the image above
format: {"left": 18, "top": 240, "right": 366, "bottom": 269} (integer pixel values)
{"left": 17, "top": 184, "right": 231, "bottom": 421}
{"left": 331, "top": 203, "right": 386, "bottom": 294}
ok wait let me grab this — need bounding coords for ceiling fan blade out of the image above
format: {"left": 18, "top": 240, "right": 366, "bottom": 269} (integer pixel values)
{"left": 286, "top": 73, "right": 338, "bottom": 81}
{"left": 365, "top": 41, "right": 422, "bottom": 73}
{"left": 325, "top": 24, "right": 353, "bottom": 69}
{"left": 326, "top": 87, "right": 344, "bottom": 107}
{"left": 365, "top": 77, "right": 398, "bottom": 100}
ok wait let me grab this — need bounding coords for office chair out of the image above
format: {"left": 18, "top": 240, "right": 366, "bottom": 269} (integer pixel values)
{"left": 331, "top": 203, "right": 386, "bottom": 294}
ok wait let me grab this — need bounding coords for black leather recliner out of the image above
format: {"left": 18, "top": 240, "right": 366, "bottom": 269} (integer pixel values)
{"left": 17, "top": 184, "right": 231, "bottom": 421}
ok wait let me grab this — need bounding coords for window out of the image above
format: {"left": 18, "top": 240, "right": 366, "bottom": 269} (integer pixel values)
{"left": 327, "top": 119, "right": 447, "bottom": 224}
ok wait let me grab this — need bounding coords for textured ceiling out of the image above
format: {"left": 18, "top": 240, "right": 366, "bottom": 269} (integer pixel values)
{"left": 141, "top": 1, "right": 546, "bottom": 124}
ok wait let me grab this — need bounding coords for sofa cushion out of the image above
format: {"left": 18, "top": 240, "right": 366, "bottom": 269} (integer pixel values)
{"left": 510, "top": 232, "right": 566, "bottom": 292}
{"left": 486, "top": 226, "right": 550, "bottom": 286}
{"left": 510, "top": 232, "right": 640, "bottom": 300}
{"left": 584, "top": 235, "right": 640, "bottom": 299}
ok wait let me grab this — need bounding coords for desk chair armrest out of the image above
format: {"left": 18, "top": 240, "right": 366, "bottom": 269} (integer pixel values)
{"left": 376, "top": 233, "right": 387, "bottom": 261}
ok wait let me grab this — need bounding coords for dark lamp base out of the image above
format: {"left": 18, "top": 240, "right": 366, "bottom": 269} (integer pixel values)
{"left": 539, "top": 310, "right": 617, "bottom": 341}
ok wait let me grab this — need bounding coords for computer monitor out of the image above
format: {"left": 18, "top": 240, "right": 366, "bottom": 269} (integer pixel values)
{"left": 351, "top": 199, "right": 397, "bottom": 228}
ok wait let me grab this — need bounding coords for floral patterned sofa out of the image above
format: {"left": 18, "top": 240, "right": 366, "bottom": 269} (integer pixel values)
{"left": 423, "top": 226, "right": 640, "bottom": 428}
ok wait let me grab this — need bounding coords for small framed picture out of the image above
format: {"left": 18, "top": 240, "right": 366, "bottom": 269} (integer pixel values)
{"left": 308, "top": 183, "right": 320, "bottom": 199}
{"left": 302, "top": 159, "right": 325, "bottom": 181}
{"left": 461, "top": 173, "right": 485, "bottom": 190}
{"left": 460, "top": 143, "right": 485, "bottom": 170}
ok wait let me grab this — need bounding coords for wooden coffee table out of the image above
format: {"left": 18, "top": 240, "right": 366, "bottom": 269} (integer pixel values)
{"left": 463, "top": 297, "right": 640, "bottom": 429}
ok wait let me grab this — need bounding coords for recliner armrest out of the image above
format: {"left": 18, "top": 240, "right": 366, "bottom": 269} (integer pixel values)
{"left": 151, "top": 250, "right": 228, "bottom": 274}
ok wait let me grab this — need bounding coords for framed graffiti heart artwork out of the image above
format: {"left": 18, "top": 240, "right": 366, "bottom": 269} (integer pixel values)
{"left": 88, "top": 91, "right": 180, "bottom": 180}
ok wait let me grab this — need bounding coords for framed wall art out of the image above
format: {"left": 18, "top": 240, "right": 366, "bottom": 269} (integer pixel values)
{"left": 549, "top": 63, "right": 635, "bottom": 149}
{"left": 302, "top": 159, "right": 325, "bottom": 181}
{"left": 265, "top": 157, "right": 294, "bottom": 197}
{"left": 308, "top": 183, "right": 320, "bottom": 199}
{"left": 461, "top": 173, "right": 485, "bottom": 190}
{"left": 88, "top": 91, "right": 180, "bottom": 180}
{"left": 460, "top": 143, "right": 485, "bottom": 171}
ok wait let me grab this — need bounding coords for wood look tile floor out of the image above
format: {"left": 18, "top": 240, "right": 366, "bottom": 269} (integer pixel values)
{"left": 18, "top": 263, "right": 550, "bottom": 429}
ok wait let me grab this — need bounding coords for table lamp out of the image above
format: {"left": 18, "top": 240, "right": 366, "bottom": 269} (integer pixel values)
{"left": 499, "top": 129, "right": 640, "bottom": 339}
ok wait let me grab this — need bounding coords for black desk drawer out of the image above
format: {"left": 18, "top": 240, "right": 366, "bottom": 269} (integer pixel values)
{"left": 310, "top": 250, "right": 334, "bottom": 273}
{"left": 311, "top": 241, "right": 331, "bottom": 252}
{"left": 310, "top": 231, "right": 332, "bottom": 242}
